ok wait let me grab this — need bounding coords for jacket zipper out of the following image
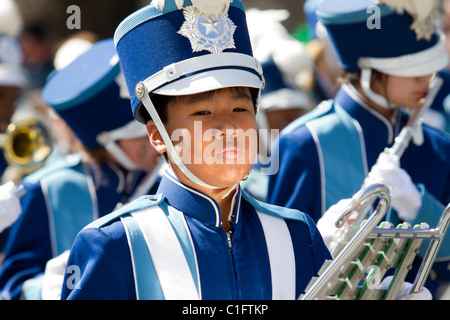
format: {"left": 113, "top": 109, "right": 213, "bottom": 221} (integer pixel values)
{"left": 226, "top": 229, "right": 233, "bottom": 252}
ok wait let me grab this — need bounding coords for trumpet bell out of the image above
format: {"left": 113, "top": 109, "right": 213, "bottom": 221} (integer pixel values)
{"left": 1, "top": 119, "right": 52, "bottom": 173}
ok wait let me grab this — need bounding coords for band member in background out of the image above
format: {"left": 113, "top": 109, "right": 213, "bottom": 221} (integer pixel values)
{"left": 268, "top": 0, "right": 450, "bottom": 298}
{"left": 0, "top": 39, "right": 161, "bottom": 300}
{"left": 0, "top": 0, "right": 29, "bottom": 261}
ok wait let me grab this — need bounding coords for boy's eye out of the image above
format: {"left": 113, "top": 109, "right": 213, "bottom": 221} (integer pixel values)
{"left": 233, "top": 107, "right": 248, "bottom": 112}
{"left": 192, "top": 110, "right": 211, "bottom": 116}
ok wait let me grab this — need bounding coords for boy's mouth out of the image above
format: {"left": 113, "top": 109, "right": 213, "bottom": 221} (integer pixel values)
{"left": 217, "top": 146, "right": 241, "bottom": 159}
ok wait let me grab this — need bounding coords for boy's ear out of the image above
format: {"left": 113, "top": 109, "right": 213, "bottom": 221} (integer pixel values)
{"left": 146, "top": 121, "right": 167, "bottom": 154}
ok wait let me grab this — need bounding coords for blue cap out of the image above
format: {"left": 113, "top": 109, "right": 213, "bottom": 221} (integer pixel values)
{"left": 114, "top": 0, "right": 264, "bottom": 123}
{"left": 42, "top": 39, "right": 135, "bottom": 148}
{"left": 316, "top": 0, "right": 448, "bottom": 77}
{"left": 259, "top": 58, "right": 310, "bottom": 111}
{"left": 261, "top": 58, "right": 286, "bottom": 95}
{"left": 303, "top": 0, "right": 324, "bottom": 39}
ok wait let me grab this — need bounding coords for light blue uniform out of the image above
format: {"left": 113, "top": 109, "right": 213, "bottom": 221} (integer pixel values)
{"left": 0, "top": 154, "right": 155, "bottom": 300}
{"left": 268, "top": 84, "right": 450, "bottom": 294}
{"left": 61, "top": 170, "right": 331, "bottom": 300}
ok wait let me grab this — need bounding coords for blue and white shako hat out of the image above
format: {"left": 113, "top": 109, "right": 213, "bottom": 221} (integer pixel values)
{"left": 316, "top": 0, "right": 448, "bottom": 108}
{"left": 114, "top": 0, "right": 264, "bottom": 190}
{"left": 114, "top": 0, "right": 264, "bottom": 123}
{"left": 42, "top": 39, "right": 147, "bottom": 171}
{"left": 259, "top": 58, "right": 310, "bottom": 112}
{"left": 316, "top": 0, "right": 448, "bottom": 76}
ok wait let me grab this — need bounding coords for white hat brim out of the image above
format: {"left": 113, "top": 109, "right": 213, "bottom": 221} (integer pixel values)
{"left": 153, "top": 69, "right": 263, "bottom": 96}
{"left": 358, "top": 38, "right": 449, "bottom": 77}
{"left": 259, "top": 88, "right": 311, "bottom": 111}
{"left": 0, "top": 65, "right": 28, "bottom": 88}
{"left": 379, "top": 47, "right": 449, "bottom": 77}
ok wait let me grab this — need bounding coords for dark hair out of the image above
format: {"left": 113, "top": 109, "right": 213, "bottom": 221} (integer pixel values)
{"left": 138, "top": 87, "right": 259, "bottom": 124}
{"left": 338, "top": 70, "right": 387, "bottom": 87}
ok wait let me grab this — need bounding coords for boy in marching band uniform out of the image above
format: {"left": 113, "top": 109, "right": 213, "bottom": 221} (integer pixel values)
{"left": 61, "top": 0, "right": 332, "bottom": 300}
{"left": 0, "top": 39, "right": 161, "bottom": 300}
{"left": 268, "top": 0, "right": 450, "bottom": 297}
{"left": 61, "top": 0, "right": 432, "bottom": 300}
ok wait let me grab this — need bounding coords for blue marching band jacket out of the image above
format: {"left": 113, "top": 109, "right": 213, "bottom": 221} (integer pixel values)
{"left": 0, "top": 153, "right": 158, "bottom": 300}
{"left": 61, "top": 170, "right": 331, "bottom": 300}
{"left": 268, "top": 83, "right": 450, "bottom": 283}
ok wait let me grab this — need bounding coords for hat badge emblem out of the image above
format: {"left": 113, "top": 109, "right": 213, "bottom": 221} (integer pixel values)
{"left": 178, "top": 5, "right": 237, "bottom": 54}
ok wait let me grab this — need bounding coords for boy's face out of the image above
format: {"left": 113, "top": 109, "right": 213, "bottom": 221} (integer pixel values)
{"left": 148, "top": 87, "right": 258, "bottom": 189}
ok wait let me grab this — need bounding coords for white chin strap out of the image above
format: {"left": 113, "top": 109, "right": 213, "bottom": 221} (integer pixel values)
{"left": 141, "top": 93, "right": 224, "bottom": 190}
{"left": 97, "top": 121, "right": 147, "bottom": 171}
{"left": 360, "top": 68, "right": 397, "bottom": 109}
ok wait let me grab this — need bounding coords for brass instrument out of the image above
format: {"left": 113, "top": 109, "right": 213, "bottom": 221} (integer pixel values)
{"left": 0, "top": 119, "right": 52, "bottom": 183}
{"left": 301, "top": 183, "right": 391, "bottom": 299}
{"left": 301, "top": 76, "right": 447, "bottom": 300}
{"left": 410, "top": 203, "right": 450, "bottom": 294}
{"left": 330, "top": 75, "right": 443, "bottom": 257}
{"left": 301, "top": 198, "right": 450, "bottom": 300}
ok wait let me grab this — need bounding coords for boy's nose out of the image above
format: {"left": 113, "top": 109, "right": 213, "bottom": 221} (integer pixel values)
{"left": 214, "top": 128, "right": 238, "bottom": 139}
{"left": 213, "top": 113, "right": 239, "bottom": 133}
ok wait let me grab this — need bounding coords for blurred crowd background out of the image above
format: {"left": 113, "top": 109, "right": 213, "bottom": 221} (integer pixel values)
{"left": 14, "top": 0, "right": 306, "bottom": 44}
{"left": 10, "top": 0, "right": 309, "bottom": 92}
{"left": 2, "top": 0, "right": 449, "bottom": 183}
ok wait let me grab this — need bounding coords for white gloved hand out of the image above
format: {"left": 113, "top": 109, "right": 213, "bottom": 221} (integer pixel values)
{"left": 0, "top": 181, "right": 22, "bottom": 233}
{"left": 365, "top": 152, "right": 422, "bottom": 222}
{"left": 41, "top": 250, "right": 71, "bottom": 300}
{"left": 379, "top": 276, "right": 432, "bottom": 300}
{"left": 317, "top": 199, "right": 353, "bottom": 250}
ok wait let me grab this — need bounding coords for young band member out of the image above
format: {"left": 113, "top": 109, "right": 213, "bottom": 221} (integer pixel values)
{"left": 268, "top": 0, "right": 450, "bottom": 298}
{"left": 61, "top": 0, "right": 331, "bottom": 300}
{"left": 0, "top": 39, "right": 161, "bottom": 300}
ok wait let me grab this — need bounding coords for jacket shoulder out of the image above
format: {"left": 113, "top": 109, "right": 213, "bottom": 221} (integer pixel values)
{"left": 242, "top": 191, "right": 308, "bottom": 224}
{"left": 23, "top": 154, "right": 83, "bottom": 185}
{"left": 281, "top": 100, "right": 335, "bottom": 136}
{"left": 84, "top": 194, "right": 164, "bottom": 229}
